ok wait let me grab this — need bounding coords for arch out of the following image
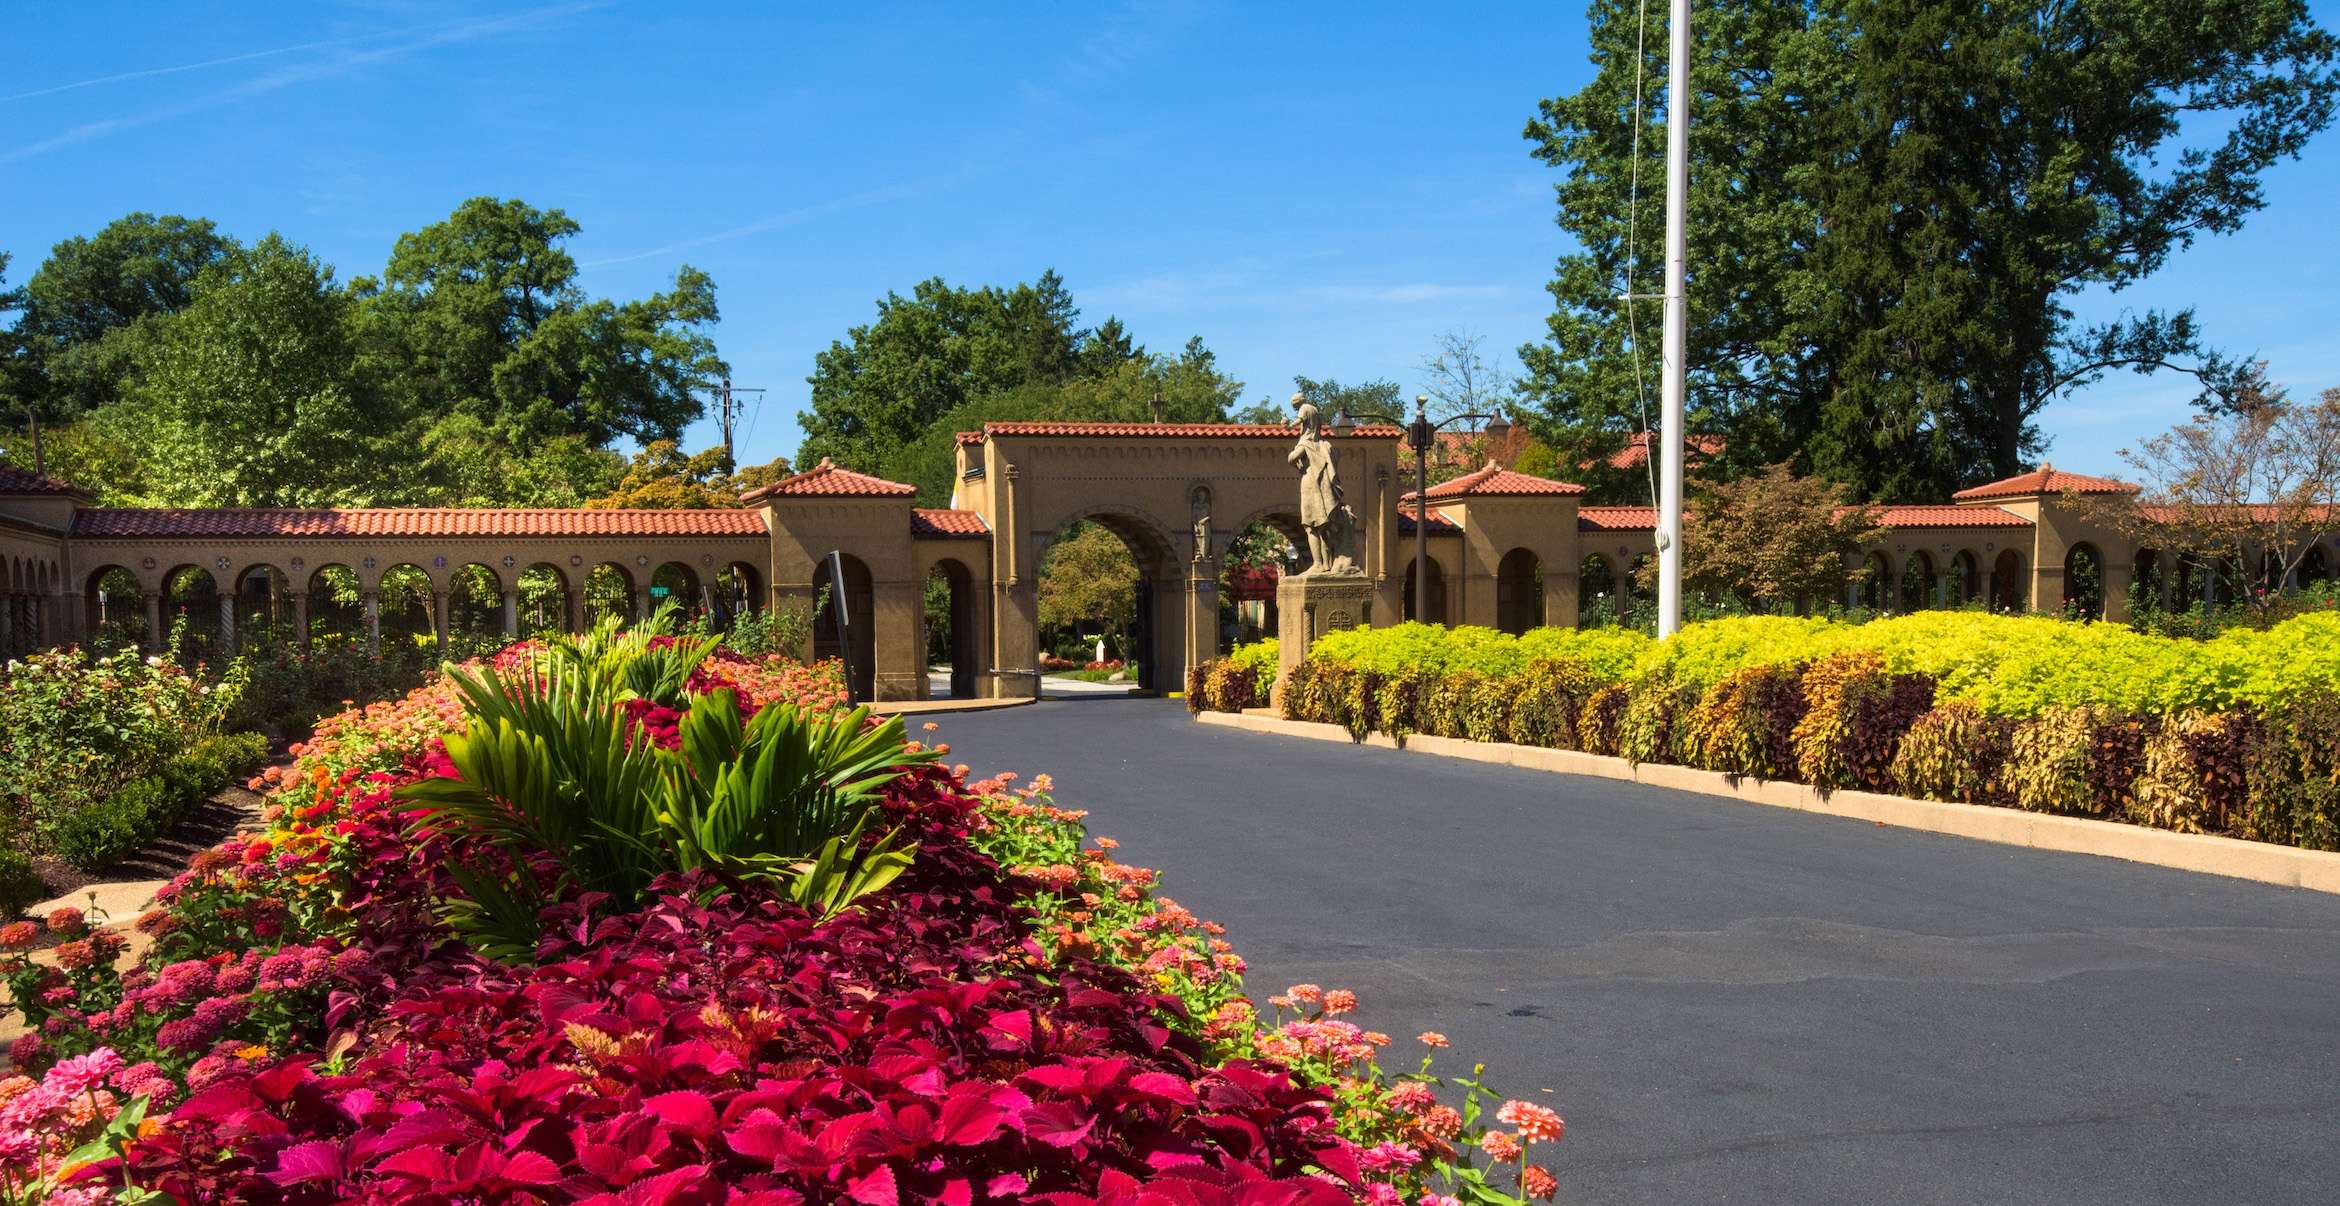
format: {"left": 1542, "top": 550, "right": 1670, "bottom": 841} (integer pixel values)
{"left": 1898, "top": 551, "right": 1934, "bottom": 613}
{"left": 1402, "top": 554, "right": 1450, "bottom": 624}
{"left": 1218, "top": 514, "right": 1301, "bottom": 649}
{"left": 161, "top": 564, "right": 220, "bottom": 662}
{"left": 925, "top": 557, "right": 979, "bottom": 699}
{"left": 82, "top": 565, "right": 145, "bottom": 652}
{"left": 650, "top": 561, "right": 704, "bottom": 624}
{"left": 584, "top": 563, "right": 637, "bottom": 626}
{"left": 2133, "top": 547, "right": 2164, "bottom": 607}
{"left": 2062, "top": 542, "right": 2105, "bottom": 619}
{"left": 1991, "top": 549, "right": 2025, "bottom": 611}
{"left": 517, "top": 563, "right": 572, "bottom": 634}
{"left": 304, "top": 564, "right": 364, "bottom": 646}
{"left": 2301, "top": 544, "right": 2332, "bottom": 586}
{"left": 1496, "top": 548, "right": 1542, "bottom": 635}
{"left": 813, "top": 552, "right": 877, "bottom": 701}
{"left": 232, "top": 562, "right": 291, "bottom": 646}
{"left": 448, "top": 563, "right": 504, "bottom": 643}
{"left": 1032, "top": 515, "right": 1167, "bottom": 695}
{"left": 714, "top": 561, "right": 764, "bottom": 630}
{"left": 376, "top": 563, "right": 436, "bottom": 644}
{"left": 1949, "top": 550, "right": 1981, "bottom": 606}
{"left": 1859, "top": 552, "right": 1892, "bottom": 611}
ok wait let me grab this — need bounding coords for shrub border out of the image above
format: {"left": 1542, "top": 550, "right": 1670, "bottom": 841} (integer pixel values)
{"left": 1194, "top": 710, "right": 2340, "bottom": 894}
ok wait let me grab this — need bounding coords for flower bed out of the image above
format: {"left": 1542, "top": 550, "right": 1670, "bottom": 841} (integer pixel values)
{"left": 4, "top": 623, "right": 1565, "bottom": 1203}
{"left": 0, "top": 646, "right": 270, "bottom": 901}
{"left": 1202, "top": 614, "right": 2340, "bottom": 850}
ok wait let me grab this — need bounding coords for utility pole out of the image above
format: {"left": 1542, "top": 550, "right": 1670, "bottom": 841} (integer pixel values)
{"left": 1655, "top": 0, "right": 1691, "bottom": 639}
{"left": 713, "top": 377, "right": 766, "bottom": 475}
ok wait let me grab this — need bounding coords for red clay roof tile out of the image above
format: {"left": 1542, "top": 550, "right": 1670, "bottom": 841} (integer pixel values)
{"left": 70, "top": 508, "right": 768, "bottom": 540}
{"left": 0, "top": 463, "right": 89, "bottom": 496}
{"left": 738, "top": 458, "right": 917, "bottom": 501}
{"left": 1407, "top": 463, "right": 1586, "bottom": 500}
{"left": 1870, "top": 504, "right": 2030, "bottom": 527}
{"left": 911, "top": 507, "right": 988, "bottom": 537}
{"left": 1951, "top": 465, "right": 2136, "bottom": 500}
{"left": 1577, "top": 506, "right": 1658, "bottom": 532}
{"left": 976, "top": 421, "right": 1406, "bottom": 439}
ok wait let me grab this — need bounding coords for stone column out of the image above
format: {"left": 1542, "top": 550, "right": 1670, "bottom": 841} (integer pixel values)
{"left": 362, "top": 591, "right": 381, "bottom": 655}
{"left": 994, "top": 576, "right": 1041, "bottom": 700}
{"left": 431, "top": 589, "right": 451, "bottom": 649}
{"left": 290, "top": 592, "right": 311, "bottom": 649}
{"left": 566, "top": 589, "right": 585, "bottom": 633}
{"left": 1547, "top": 566, "right": 1581, "bottom": 629}
{"left": 502, "top": 589, "right": 520, "bottom": 638}
{"left": 143, "top": 593, "right": 164, "bottom": 652}
{"left": 1182, "top": 569, "right": 1218, "bottom": 689}
{"left": 217, "top": 593, "right": 236, "bottom": 656}
{"left": 0, "top": 596, "right": 15, "bottom": 656}
{"left": 633, "top": 587, "right": 651, "bottom": 623}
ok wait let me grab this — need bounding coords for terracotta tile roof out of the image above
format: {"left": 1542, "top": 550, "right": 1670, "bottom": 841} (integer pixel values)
{"left": 956, "top": 431, "right": 985, "bottom": 446}
{"left": 975, "top": 421, "right": 1406, "bottom": 439}
{"left": 738, "top": 458, "right": 917, "bottom": 501}
{"left": 1395, "top": 505, "right": 1461, "bottom": 535}
{"left": 911, "top": 507, "right": 989, "bottom": 538}
{"left": 1578, "top": 506, "right": 1658, "bottom": 532}
{"left": 1406, "top": 463, "right": 1585, "bottom": 501}
{"left": 0, "top": 463, "right": 89, "bottom": 496}
{"left": 1871, "top": 504, "right": 2030, "bottom": 528}
{"left": 70, "top": 508, "right": 768, "bottom": 540}
{"left": 1601, "top": 431, "right": 1725, "bottom": 472}
{"left": 1951, "top": 464, "right": 2136, "bottom": 500}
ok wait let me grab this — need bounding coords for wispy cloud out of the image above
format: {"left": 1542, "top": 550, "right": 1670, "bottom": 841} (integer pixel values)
{"left": 0, "top": 2, "right": 606, "bottom": 166}
{"left": 4, "top": 29, "right": 398, "bottom": 103}
{"left": 579, "top": 168, "right": 987, "bottom": 268}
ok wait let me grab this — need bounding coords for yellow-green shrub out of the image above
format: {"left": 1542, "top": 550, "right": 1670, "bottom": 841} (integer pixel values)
{"left": 1460, "top": 677, "right": 1516, "bottom": 744}
{"left": 1618, "top": 673, "right": 1700, "bottom": 766}
{"left": 2002, "top": 707, "right": 2146, "bottom": 817}
{"left": 1419, "top": 670, "right": 1483, "bottom": 738}
{"left": 1891, "top": 702, "right": 2014, "bottom": 806}
{"left": 1791, "top": 651, "right": 1937, "bottom": 791}
{"left": 1679, "top": 663, "right": 1808, "bottom": 779}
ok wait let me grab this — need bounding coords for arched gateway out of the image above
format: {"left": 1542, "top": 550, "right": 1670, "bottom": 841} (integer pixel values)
{"left": 2, "top": 441, "right": 2216, "bottom": 701}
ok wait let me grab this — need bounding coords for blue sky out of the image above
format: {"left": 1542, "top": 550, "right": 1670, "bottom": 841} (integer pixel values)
{"left": 5, "top": 0, "right": 2336, "bottom": 480}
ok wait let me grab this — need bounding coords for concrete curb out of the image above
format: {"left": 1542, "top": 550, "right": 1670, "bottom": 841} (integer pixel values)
{"left": 1196, "top": 710, "right": 2340, "bottom": 894}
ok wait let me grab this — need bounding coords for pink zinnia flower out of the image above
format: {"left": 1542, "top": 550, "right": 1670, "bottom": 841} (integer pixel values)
{"left": 1480, "top": 1131, "right": 1522, "bottom": 1163}
{"left": 1287, "top": 983, "right": 1323, "bottom": 1005}
{"left": 1520, "top": 1164, "right": 1557, "bottom": 1200}
{"left": 1323, "top": 988, "right": 1357, "bottom": 1016}
{"left": 1498, "top": 1099, "right": 1565, "bottom": 1144}
{"left": 1418, "top": 1031, "right": 1449, "bottom": 1048}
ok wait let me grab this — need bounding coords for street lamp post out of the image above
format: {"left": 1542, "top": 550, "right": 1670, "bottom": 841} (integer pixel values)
{"left": 1334, "top": 394, "right": 1510, "bottom": 625}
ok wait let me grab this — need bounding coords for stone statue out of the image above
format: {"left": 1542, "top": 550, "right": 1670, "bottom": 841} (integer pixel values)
{"left": 1189, "top": 485, "right": 1212, "bottom": 565}
{"left": 1288, "top": 393, "right": 1363, "bottom": 576}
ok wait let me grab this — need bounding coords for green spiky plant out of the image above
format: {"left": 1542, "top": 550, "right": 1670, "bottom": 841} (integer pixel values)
{"left": 395, "top": 608, "right": 930, "bottom": 961}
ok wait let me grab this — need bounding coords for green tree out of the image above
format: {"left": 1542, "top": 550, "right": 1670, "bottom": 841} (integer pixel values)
{"left": 1037, "top": 522, "right": 1139, "bottom": 657}
{"left": 1522, "top": 0, "right": 2337, "bottom": 501}
{"left": 797, "top": 271, "right": 1089, "bottom": 474}
{"left": 13, "top": 213, "right": 241, "bottom": 421}
{"left": 355, "top": 197, "right": 723, "bottom": 452}
{"left": 1641, "top": 463, "right": 1884, "bottom": 610}
{"left": 105, "top": 236, "right": 383, "bottom": 507}
{"left": 583, "top": 440, "right": 792, "bottom": 509}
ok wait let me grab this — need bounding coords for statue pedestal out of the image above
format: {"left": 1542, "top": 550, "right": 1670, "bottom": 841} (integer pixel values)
{"left": 1274, "top": 572, "right": 1374, "bottom": 703}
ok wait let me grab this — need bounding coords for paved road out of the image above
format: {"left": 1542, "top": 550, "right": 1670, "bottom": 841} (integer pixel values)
{"left": 928, "top": 697, "right": 2340, "bottom": 1206}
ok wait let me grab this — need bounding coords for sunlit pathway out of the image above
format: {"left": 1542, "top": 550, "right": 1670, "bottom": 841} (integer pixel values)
{"left": 932, "top": 697, "right": 2340, "bottom": 1206}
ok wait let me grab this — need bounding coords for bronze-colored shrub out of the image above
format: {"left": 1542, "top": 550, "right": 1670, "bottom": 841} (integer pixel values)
{"left": 1320, "top": 663, "right": 1380, "bottom": 742}
{"left": 1186, "top": 661, "right": 1211, "bottom": 714}
{"left": 1374, "top": 669, "right": 1433, "bottom": 743}
{"left": 1280, "top": 658, "right": 1329, "bottom": 723}
{"left": 1618, "top": 673, "right": 1700, "bottom": 767}
{"left": 1791, "top": 651, "right": 1937, "bottom": 791}
{"left": 1200, "top": 659, "right": 1267, "bottom": 715}
{"left": 1420, "top": 670, "right": 1483, "bottom": 738}
{"left": 2130, "top": 711, "right": 2252, "bottom": 834}
{"left": 1680, "top": 663, "right": 1808, "bottom": 779}
{"left": 2244, "top": 688, "right": 2340, "bottom": 850}
{"left": 2001, "top": 706, "right": 2148, "bottom": 816}
{"left": 1505, "top": 658, "right": 1603, "bottom": 749}
{"left": 1891, "top": 701, "right": 2015, "bottom": 806}
{"left": 1578, "top": 685, "right": 1630, "bottom": 757}
{"left": 1461, "top": 676, "right": 1517, "bottom": 744}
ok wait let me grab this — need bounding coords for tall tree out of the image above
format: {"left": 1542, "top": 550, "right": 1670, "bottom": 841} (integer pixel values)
{"left": 1523, "top": 0, "right": 2338, "bottom": 500}
{"left": 356, "top": 197, "right": 723, "bottom": 451}
{"left": 13, "top": 213, "right": 240, "bottom": 420}
{"left": 1418, "top": 328, "right": 1519, "bottom": 421}
{"left": 106, "top": 236, "right": 382, "bottom": 507}
{"left": 583, "top": 440, "right": 791, "bottom": 509}
{"left": 797, "top": 270, "right": 1088, "bottom": 473}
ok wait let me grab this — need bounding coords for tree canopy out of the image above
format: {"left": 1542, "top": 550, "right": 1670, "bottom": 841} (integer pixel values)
{"left": 0, "top": 198, "right": 727, "bottom": 507}
{"left": 1523, "top": 0, "right": 2339, "bottom": 502}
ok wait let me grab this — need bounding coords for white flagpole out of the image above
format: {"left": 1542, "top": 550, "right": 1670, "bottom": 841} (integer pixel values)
{"left": 1656, "top": 0, "right": 1690, "bottom": 639}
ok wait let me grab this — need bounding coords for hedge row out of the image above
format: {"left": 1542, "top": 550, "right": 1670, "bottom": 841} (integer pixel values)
{"left": 1192, "top": 615, "right": 2340, "bottom": 851}
{"left": 49, "top": 731, "right": 270, "bottom": 871}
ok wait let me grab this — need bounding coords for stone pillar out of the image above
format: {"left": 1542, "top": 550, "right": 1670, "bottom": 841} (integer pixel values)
{"left": 143, "top": 593, "right": 164, "bottom": 652}
{"left": 1274, "top": 572, "right": 1374, "bottom": 706}
{"left": 218, "top": 593, "right": 236, "bottom": 656}
{"left": 363, "top": 591, "right": 381, "bottom": 655}
{"left": 1547, "top": 566, "right": 1580, "bottom": 629}
{"left": 290, "top": 592, "right": 311, "bottom": 649}
{"left": 994, "top": 577, "right": 1041, "bottom": 700}
{"left": 0, "top": 596, "right": 15, "bottom": 655}
{"left": 1182, "top": 569, "right": 1218, "bottom": 688}
{"left": 502, "top": 589, "right": 519, "bottom": 638}
{"left": 633, "top": 587, "right": 651, "bottom": 623}
{"left": 430, "top": 589, "right": 451, "bottom": 649}
{"left": 566, "top": 589, "right": 585, "bottom": 633}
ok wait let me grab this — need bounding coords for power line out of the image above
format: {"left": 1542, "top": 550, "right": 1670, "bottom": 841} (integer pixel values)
{"left": 712, "top": 377, "right": 766, "bottom": 474}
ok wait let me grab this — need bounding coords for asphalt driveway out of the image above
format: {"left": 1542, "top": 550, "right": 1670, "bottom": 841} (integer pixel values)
{"left": 928, "top": 696, "right": 2340, "bottom": 1206}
